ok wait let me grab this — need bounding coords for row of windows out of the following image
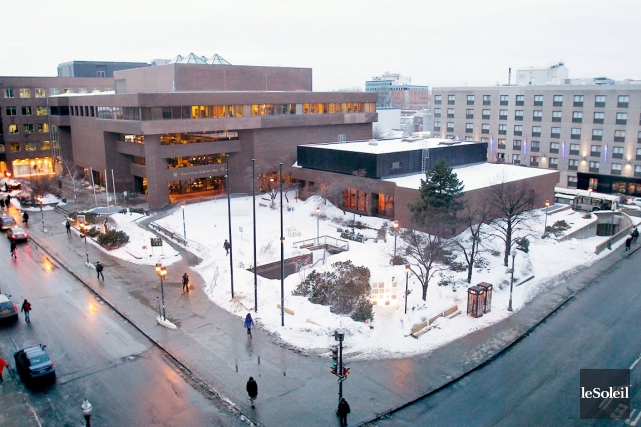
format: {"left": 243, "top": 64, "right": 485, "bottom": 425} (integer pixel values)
{"left": 435, "top": 93, "right": 632, "bottom": 107}
{"left": 434, "top": 108, "right": 636, "bottom": 124}
{"left": 498, "top": 155, "right": 641, "bottom": 175}
{"left": 435, "top": 122, "right": 639, "bottom": 140}
{"left": 492, "top": 139, "right": 641, "bottom": 158}
{"left": 2, "top": 141, "right": 51, "bottom": 152}
{"left": 5, "top": 123, "right": 49, "bottom": 134}
{"left": 4, "top": 106, "right": 48, "bottom": 116}
{"left": 63, "top": 102, "right": 376, "bottom": 120}
{"left": 2, "top": 87, "right": 111, "bottom": 98}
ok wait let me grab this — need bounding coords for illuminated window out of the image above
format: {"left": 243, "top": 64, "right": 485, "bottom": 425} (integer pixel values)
{"left": 9, "top": 143, "right": 20, "bottom": 151}
{"left": 25, "top": 142, "right": 37, "bottom": 151}
{"left": 35, "top": 88, "right": 45, "bottom": 98}
{"left": 38, "top": 123, "right": 49, "bottom": 133}
{"left": 19, "top": 88, "right": 31, "bottom": 98}
{"left": 36, "top": 106, "right": 48, "bottom": 115}
{"left": 8, "top": 125, "right": 18, "bottom": 134}
{"left": 23, "top": 124, "right": 34, "bottom": 134}
{"left": 3, "top": 88, "right": 15, "bottom": 98}
{"left": 41, "top": 140, "right": 51, "bottom": 150}
{"left": 21, "top": 106, "right": 32, "bottom": 115}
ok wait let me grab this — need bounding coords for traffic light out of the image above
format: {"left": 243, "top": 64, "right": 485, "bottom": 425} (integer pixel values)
{"left": 343, "top": 367, "right": 350, "bottom": 377}
{"left": 331, "top": 345, "right": 339, "bottom": 375}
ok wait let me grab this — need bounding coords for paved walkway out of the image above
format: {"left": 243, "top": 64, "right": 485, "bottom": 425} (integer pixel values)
{"left": 18, "top": 205, "right": 639, "bottom": 427}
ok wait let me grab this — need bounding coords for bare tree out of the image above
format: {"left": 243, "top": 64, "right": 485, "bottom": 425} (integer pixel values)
{"left": 451, "top": 202, "right": 492, "bottom": 283}
{"left": 327, "top": 86, "right": 364, "bottom": 92}
{"left": 61, "top": 158, "right": 85, "bottom": 214}
{"left": 400, "top": 228, "right": 447, "bottom": 301}
{"left": 372, "top": 124, "right": 388, "bottom": 139}
{"left": 484, "top": 175, "right": 537, "bottom": 266}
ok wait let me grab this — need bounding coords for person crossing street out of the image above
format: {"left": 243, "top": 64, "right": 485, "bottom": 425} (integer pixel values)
{"left": 182, "top": 273, "right": 190, "bottom": 292}
{"left": 246, "top": 377, "right": 258, "bottom": 408}
{"left": 96, "top": 261, "right": 104, "bottom": 280}
{"left": 21, "top": 299, "right": 31, "bottom": 322}
{"left": 244, "top": 313, "right": 254, "bottom": 338}
{"left": 10, "top": 240, "right": 16, "bottom": 260}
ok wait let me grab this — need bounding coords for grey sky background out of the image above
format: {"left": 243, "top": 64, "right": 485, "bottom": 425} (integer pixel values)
{"left": 3, "top": 0, "right": 640, "bottom": 91}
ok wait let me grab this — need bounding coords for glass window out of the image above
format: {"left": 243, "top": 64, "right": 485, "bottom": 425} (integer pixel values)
{"left": 5, "top": 106, "right": 17, "bottom": 116}
{"left": 571, "top": 128, "right": 581, "bottom": 136}
{"left": 483, "top": 95, "right": 491, "bottom": 104}
{"left": 38, "top": 123, "right": 49, "bottom": 133}
{"left": 35, "top": 88, "right": 45, "bottom": 98}
{"left": 533, "top": 110, "right": 542, "bottom": 119}
{"left": 593, "top": 129, "right": 603, "bottom": 136}
{"left": 466, "top": 95, "right": 474, "bottom": 104}
{"left": 41, "top": 140, "right": 51, "bottom": 150}
{"left": 515, "top": 110, "right": 523, "bottom": 119}
{"left": 49, "top": 88, "right": 59, "bottom": 95}
{"left": 447, "top": 108, "right": 454, "bottom": 117}
{"left": 36, "top": 106, "right": 48, "bottom": 115}
{"left": 534, "top": 95, "right": 543, "bottom": 105}
{"left": 531, "top": 141, "right": 540, "bottom": 150}
{"left": 3, "top": 88, "right": 14, "bottom": 98}
{"left": 553, "top": 95, "right": 563, "bottom": 105}
{"left": 595, "top": 95, "right": 606, "bottom": 106}
{"left": 8, "top": 125, "right": 18, "bottom": 134}
{"left": 570, "top": 143, "right": 580, "bottom": 154}
{"left": 515, "top": 94, "right": 524, "bottom": 103}
{"left": 589, "top": 161, "right": 600, "bottom": 169}
{"left": 448, "top": 94, "right": 455, "bottom": 103}
{"left": 19, "top": 88, "right": 30, "bottom": 98}
{"left": 21, "top": 106, "right": 31, "bottom": 115}
{"left": 25, "top": 142, "right": 37, "bottom": 151}
{"left": 9, "top": 143, "right": 20, "bottom": 151}
{"left": 500, "top": 95, "right": 508, "bottom": 104}
{"left": 434, "top": 95, "right": 441, "bottom": 104}
{"left": 23, "top": 124, "right": 34, "bottom": 134}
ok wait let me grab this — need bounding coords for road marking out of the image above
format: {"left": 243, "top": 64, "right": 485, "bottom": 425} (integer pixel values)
{"left": 630, "top": 353, "right": 641, "bottom": 370}
{"left": 27, "top": 403, "right": 43, "bottom": 427}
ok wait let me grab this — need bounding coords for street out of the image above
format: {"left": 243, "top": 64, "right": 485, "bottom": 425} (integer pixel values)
{"left": 0, "top": 233, "right": 244, "bottom": 426}
{"left": 368, "top": 249, "right": 641, "bottom": 426}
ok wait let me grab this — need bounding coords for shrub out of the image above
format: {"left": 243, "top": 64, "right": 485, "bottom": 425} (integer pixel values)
{"left": 129, "top": 207, "right": 145, "bottom": 215}
{"left": 97, "top": 230, "right": 130, "bottom": 250}
{"left": 292, "top": 260, "right": 373, "bottom": 322}
{"left": 86, "top": 226, "right": 100, "bottom": 238}
{"left": 390, "top": 255, "right": 405, "bottom": 265}
{"left": 516, "top": 237, "right": 530, "bottom": 253}
{"left": 69, "top": 211, "right": 101, "bottom": 225}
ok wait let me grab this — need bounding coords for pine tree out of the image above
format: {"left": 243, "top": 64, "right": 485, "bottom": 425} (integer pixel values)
{"left": 408, "top": 159, "right": 465, "bottom": 227}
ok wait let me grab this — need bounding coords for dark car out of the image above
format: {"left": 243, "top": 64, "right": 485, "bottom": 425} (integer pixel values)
{"left": 0, "top": 294, "right": 19, "bottom": 323}
{"left": 7, "top": 227, "right": 29, "bottom": 242}
{"left": 14, "top": 345, "right": 56, "bottom": 385}
{"left": 0, "top": 215, "right": 16, "bottom": 230}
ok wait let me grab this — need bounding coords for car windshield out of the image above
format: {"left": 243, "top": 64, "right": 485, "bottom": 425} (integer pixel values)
{"left": 0, "top": 301, "right": 13, "bottom": 309}
{"left": 29, "top": 354, "right": 50, "bottom": 366}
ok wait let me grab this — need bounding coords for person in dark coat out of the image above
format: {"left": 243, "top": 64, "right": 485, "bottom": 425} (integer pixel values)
{"left": 625, "top": 236, "right": 632, "bottom": 251}
{"left": 5, "top": 194, "right": 10, "bottom": 209}
{"left": 182, "top": 273, "right": 190, "bottom": 292}
{"left": 21, "top": 299, "right": 31, "bottom": 322}
{"left": 338, "top": 398, "right": 351, "bottom": 427}
{"left": 10, "top": 240, "right": 17, "bottom": 259}
{"left": 224, "top": 239, "right": 231, "bottom": 256}
{"left": 96, "top": 261, "right": 104, "bottom": 280}
{"left": 22, "top": 211, "right": 29, "bottom": 225}
{"left": 0, "top": 198, "right": 4, "bottom": 210}
{"left": 244, "top": 313, "right": 254, "bottom": 338}
{"left": 246, "top": 377, "right": 258, "bottom": 408}
{"left": 633, "top": 227, "right": 639, "bottom": 243}
{"left": 65, "top": 219, "right": 71, "bottom": 235}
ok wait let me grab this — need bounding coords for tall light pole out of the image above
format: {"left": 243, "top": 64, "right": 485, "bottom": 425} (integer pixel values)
{"left": 280, "top": 163, "right": 285, "bottom": 327}
{"left": 404, "top": 264, "right": 410, "bottom": 314}
{"left": 155, "top": 263, "right": 167, "bottom": 321}
{"left": 608, "top": 211, "right": 617, "bottom": 250}
{"left": 36, "top": 196, "right": 45, "bottom": 232}
{"left": 588, "top": 187, "right": 593, "bottom": 210}
{"left": 507, "top": 247, "right": 517, "bottom": 312}
{"left": 316, "top": 206, "right": 320, "bottom": 244}
{"left": 393, "top": 220, "right": 399, "bottom": 257}
{"left": 81, "top": 398, "right": 92, "bottom": 427}
{"left": 226, "top": 155, "right": 234, "bottom": 299}
{"left": 181, "top": 203, "right": 186, "bottom": 240}
{"left": 252, "top": 159, "right": 257, "bottom": 313}
{"left": 542, "top": 200, "right": 550, "bottom": 238}
{"left": 80, "top": 223, "right": 89, "bottom": 264}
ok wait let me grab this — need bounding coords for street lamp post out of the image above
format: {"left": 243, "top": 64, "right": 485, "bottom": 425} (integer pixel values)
{"left": 81, "top": 398, "right": 92, "bottom": 427}
{"left": 588, "top": 187, "right": 593, "bottom": 210}
{"left": 181, "top": 204, "right": 186, "bottom": 241}
{"left": 608, "top": 211, "right": 617, "bottom": 250}
{"left": 393, "top": 220, "right": 399, "bottom": 258}
{"left": 542, "top": 200, "right": 550, "bottom": 238}
{"left": 507, "top": 247, "right": 517, "bottom": 312}
{"left": 80, "top": 223, "right": 89, "bottom": 264}
{"left": 155, "top": 263, "right": 167, "bottom": 321}
{"left": 36, "top": 196, "right": 45, "bottom": 232}
{"left": 316, "top": 207, "right": 320, "bottom": 244}
{"left": 404, "top": 265, "right": 410, "bottom": 314}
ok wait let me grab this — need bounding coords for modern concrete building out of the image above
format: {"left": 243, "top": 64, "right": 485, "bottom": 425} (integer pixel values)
{"left": 366, "top": 72, "right": 429, "bottom": 109}
{"left": 41, "top": 62, "right": 377, "bottom": 209}
{"left": 431, "top": 84, "right": 641, "bottom": 197}
{"left": 293, "top": 138, "right": 558, "bottom": 231}
{"left": 57, "top": 61, "right": 150, "bottom": 78}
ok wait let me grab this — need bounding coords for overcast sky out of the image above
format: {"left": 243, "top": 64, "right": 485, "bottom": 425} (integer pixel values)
{"left": 3, "top": 0, "right": 640, "bottom": 91}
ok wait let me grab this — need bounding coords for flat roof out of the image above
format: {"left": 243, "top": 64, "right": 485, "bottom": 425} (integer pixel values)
{"left": 385, "top": 162, "right": 558, "bottom": 191}
{"left": 299, "top": 138, "right": 483, "bottom": 155}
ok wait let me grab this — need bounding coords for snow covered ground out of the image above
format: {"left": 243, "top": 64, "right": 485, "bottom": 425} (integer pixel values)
{"left": 51, "top": 192, "right": 636, "bottom": 359}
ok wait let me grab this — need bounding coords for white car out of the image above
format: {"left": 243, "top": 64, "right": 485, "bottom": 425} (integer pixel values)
{"left": 628, "top": 197, "right": 641, "bottom": 207}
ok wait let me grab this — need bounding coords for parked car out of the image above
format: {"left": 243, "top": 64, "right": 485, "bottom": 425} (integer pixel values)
{"left": 0, "top": 294, "right": 19, "bottom": 323}
{"left": 7, "top": 227, "right": 28, "bottom": 242}
{"left": 628, "top": 197, "right": 641, "bottom": 207}
{"left": 14, "top": 345, "right": 56, "bottom": 385}
{"left": 0, "top": 215, "right": 16, "bottom": 230}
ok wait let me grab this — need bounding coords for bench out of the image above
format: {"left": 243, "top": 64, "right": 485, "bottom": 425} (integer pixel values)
{"left": 277, "top": 304, "right": 294, "bottom": 315}
{"left": 410, "top": 320, "right": 432, "bottom": 338}
{"left": 259, "top": 203, "right": 268, "bottom": 208}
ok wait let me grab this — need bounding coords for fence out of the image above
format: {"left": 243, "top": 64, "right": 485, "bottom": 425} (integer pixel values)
{"left": 148, "top": 222, "right": 188, "bottom": 246}
{"left": 292, "top": 235, "right": 349, "bottom": 251}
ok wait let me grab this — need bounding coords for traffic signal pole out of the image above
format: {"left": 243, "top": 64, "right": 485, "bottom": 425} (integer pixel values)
{"left": 338, "top": 336, "right": 343, "bottom": 405}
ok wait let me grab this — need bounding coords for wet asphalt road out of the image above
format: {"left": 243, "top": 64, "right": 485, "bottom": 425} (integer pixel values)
{"left": 0, "top": 233, "right": 244, "bottom": 427}
{"left": 368, "top": 249, "right": 641, "bottom": 427}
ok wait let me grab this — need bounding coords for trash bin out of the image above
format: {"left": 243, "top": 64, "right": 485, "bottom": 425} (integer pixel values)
{"left": 477, "top": 282, "right": 493, "bottom": 313}
{"left": 467, "top": 286, "right": 485, "bottom": 318}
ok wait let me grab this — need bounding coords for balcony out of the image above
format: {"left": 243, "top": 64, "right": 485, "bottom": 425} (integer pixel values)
{"left": 530, "top": 161, "right": 539, "bottom": 167}
{"left": 498, "top": 143, "right": 506, "bottom": 150}
{"left": 516, "top": 100, "right": 524, "bottom": 106}
{"left": 550, "top": 148, "right": 559, "bottom": 154}
{"left": 498, "top": 129, "right": 507, "bottom": 135}
{"left": 515, "top": 116, "right": 523, "bottom": 121}
{"left": 611, "top": 169, "right": 622, "bottom": 175}
{"left": 534, "top": 100, "right": 543, "bottom": 106}
{"left": 514, "top": 131, "right": 522, "bottom": 136}
{"left": 612, "top": 153, "right": 623, "bottom": 159}
{"left": 447, "top": 127, "right": 454, "bottom": 132}
{"left": 513, "top": 144, "right": 522, "bottom": 150}
{"left": 483, "top": 100, "right": 491, "bottom": 106}
{"left": 466, "top": 128, "right": 474, "bottom": 133}
{"left": 589, "top": 166, "right": 599, "bottom": 173}
{"left": 569, "top": 164, "right": 578, "bottom": 171}
{"left": 549, "top": 163, "right": 558, "bottom": 169}
{"left": 467, "top": 100, "right": 474, "bottom": 105}
{"left": 499, "top": 114, "right": 508, "bottom": 120}
{"left": 531, "top": 146, "right": 540, "bottom": 152}
{"left": 553, "top": 101, "right": 563, "bottom": 107}
{"left": 482, "top": 114, "right": 490, "bottom": 120}
{"left": 481, "top": 129, "right": 489, "bottom": 134}
{"left": 500, "top": 100, "right": 508, "bottom": 106}
{"left": 447, "top": 114, "right": 454, "bottom": 118}
{"left": 466, "top": 114, "right": 474, "bottom": 119}
{"left": 448, "top": 100, "right": 455, "bottom": 105}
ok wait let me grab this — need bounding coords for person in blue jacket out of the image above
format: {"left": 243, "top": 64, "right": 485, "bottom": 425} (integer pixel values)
{"left": 244, "top": 313, "right": 254, "bottom": 338}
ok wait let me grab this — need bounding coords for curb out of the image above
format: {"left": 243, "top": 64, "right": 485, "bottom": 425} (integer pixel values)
{"left": 27, "top": 232, "right": 260, "bottom": 427}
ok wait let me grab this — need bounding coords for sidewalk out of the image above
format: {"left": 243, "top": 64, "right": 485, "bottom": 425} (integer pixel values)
{"left": 22, "top": 207, "right": 639, "bottom": 426}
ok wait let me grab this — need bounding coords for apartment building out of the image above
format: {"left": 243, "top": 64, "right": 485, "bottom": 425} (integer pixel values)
{"left": 366, "top": 72, "right": 429, "bottom": 109}
{"left": 431, "top": 85, "right": 641, "bottom": 196}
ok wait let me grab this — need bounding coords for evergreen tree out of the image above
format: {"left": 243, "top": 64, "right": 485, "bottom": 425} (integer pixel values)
{"left": 408, "top": 159, "right": 465, "bottom": 227}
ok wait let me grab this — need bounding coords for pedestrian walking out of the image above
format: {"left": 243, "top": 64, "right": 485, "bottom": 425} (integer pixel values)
{"left": 338, "top": 398, "right": 351, "bottom": 427}
{"left": 0, "top": 357, "right": 8, "bottom": 383}
{"left": 65, "top": 219, "right": 71, "bottom": 235}
{"left": 96, "top": 261, "right": 104, "bottom": 280}
{"left": 182, "top": 273, "right": 190, "bottom": 292}
{"left": 625, "top": 236, "right": 632, "bottom": 251}
{"left": 244, "top": 313, "right": 254, "bottom": 338}
{"left": 10, "top": 240, "right": 16, "bottom": 259}
{"left": 6, "top": 194, "right": 11, "bottom": 208}
{"left": 21, "top": 299, "right": 31, "bottom": 322}
{"left": 224, "top": 239, "right": 231, "bottom": 256}
{"left": 0, "top": 198, "right": 4, "bottom": 210}
{"left": 22, "top": 211, "right": 29, "bottom": 226}
{"left": 633, "top": 227, "right": 639, "bottom": 243}
{"left": 246, "top": 377, "right": 258, "bottom": 408}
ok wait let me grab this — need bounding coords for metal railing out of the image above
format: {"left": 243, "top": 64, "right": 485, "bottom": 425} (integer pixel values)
{"left": 148, "top": 222, "right": 188, "bottom": 246}
{"left": 292, "top": 235, "right": 349, "bottom": 251}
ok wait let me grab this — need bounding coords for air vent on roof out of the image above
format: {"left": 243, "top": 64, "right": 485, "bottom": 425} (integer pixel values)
{"left": 402, "top": 136, "right": 420, "bottom": 143}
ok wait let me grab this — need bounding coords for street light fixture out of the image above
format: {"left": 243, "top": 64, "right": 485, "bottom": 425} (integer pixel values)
{"left": 542, "top": 200, "right": 550, "bottom": 238}
{"left": 181, "top": 203, "right": 187, "bottom": 241}
{"left": 316, "top": 207, "right": 320, "bottom": 244}
{"left": 155, "top": 263, "right": 167, "bottom": 321}
{"left": 81, "top": 398, "right": 92, "bottom": 427}
{"left": 507, "top": 247, "right": 517, "bottom": 312}
{"left": 404, "top": 264, "right": 410, "bottom": 314}
{"left": 393, "top": 220, "right": 399, "bottom": 257}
